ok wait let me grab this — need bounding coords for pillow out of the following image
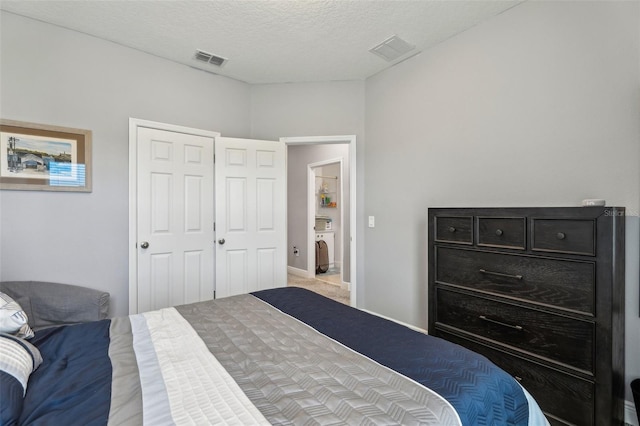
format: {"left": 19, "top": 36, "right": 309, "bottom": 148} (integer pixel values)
{"left": 0, "top": 292, "right": 34, "bottom": 339}
{"left": 0, "top": 333, "right": 43, "bottom": 424}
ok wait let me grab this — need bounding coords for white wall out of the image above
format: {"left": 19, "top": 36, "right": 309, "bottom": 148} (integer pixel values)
{"left": 364, "top": 0, "right": 639, "bottom": 405}
{"left": 0, "top": 12, "right": 251, "bottom": 316}
{"left": 250, "top": 82, "right": 365, "bottom": 301}
{"left": 0, "top": 15, "right": 367, "bottom": 315}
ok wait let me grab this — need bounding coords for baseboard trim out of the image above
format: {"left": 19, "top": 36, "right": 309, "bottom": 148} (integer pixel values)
{"left": 287, "top": 266, "right": 308, "bottom": 278}
{"left": 360, "top": 308, "right": 428, "bottom": 334}
{"left": 626, "top": 400, "right": 638, "bottom": 426}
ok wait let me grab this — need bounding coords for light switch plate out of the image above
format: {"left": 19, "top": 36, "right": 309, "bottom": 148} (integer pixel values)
{"left": 368, "top": 216, "right": 375, "bottom": 228}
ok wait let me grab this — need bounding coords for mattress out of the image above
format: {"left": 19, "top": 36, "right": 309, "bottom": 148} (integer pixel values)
{"left": 12, "top": 287, "right": 548, "bottom": 425}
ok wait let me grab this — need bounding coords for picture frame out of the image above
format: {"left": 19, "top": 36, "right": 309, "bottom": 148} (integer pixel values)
{"left": 0, "top": 119, "right": 92, "bottom": 192}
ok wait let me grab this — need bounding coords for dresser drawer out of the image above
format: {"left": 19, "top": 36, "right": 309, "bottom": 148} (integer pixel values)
{"left": 532, "top": 218, "right": 596, "bottom": 256}
{"left": 437, "top": 330, "right": 594, "bottom": 426}
{"left": 477, "top": 217, "right": 526, "bottom": 249}
{"left": 435, "top": 288, "right": 594, "bottom": 372}
{"left": 435, "top": 247, "right": 595, "bottom": 314}
{"left": 434, "top": 216, "right": 473, "bottom": 244}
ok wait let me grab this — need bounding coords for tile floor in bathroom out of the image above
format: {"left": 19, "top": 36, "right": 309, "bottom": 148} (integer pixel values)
{"left": 287, "top": 271, "right": 350, "bottom": 305}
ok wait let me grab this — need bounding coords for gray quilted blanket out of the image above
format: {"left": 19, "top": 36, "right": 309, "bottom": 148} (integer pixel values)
{"left": 107, "top": 294, "right": 461, "bottom": 425}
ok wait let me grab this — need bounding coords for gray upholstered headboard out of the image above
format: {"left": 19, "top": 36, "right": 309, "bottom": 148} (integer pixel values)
{"left": 0, "top": 281, "right": 110, "bottom": 330}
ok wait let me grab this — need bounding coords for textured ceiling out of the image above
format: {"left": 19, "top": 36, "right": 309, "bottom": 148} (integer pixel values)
{"left": 0, "top": 1, "right": 522, "bottom": 84}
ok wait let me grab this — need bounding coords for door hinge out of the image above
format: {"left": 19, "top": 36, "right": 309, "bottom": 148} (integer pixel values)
{"left": 213, "top": 154, "right": 215, "bottom": 163}
{"left": 214, "top": 222, "right": 216, "bottom": 232}
{"left": 213, "top": 290, "right": 216, "bottom": 299}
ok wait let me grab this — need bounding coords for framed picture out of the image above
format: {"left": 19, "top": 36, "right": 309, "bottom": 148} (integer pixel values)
{"left": 0, "top": 119, "right": 92, "bottom": 192}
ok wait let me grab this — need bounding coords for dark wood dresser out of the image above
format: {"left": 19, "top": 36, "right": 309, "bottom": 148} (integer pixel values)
{"left": 428, "top": 207, "right": 625, "bottom": 426}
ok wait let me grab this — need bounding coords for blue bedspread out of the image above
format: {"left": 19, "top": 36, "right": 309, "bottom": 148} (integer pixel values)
{"left": 252, "top": 287, "right": 530, "bottom": 426}
{"left": 21, "top": 320, "right": 112, "bottom": 426}
{"left": 20, "top": 288, "right": 539, "bottom": 425}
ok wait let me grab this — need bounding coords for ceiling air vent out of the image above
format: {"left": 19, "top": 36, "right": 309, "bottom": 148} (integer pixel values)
{"left": 194, "top": 49, "right": 227, "bottom": 67}
{"left": 369, "top": 35, "right": 415, "bottom": 62}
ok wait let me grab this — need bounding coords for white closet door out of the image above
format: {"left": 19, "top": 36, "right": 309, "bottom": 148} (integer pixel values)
{"left": 136, "top": 127, "right": 215, "bottom": 313}
{"left": 214, "top": 137, "right": 286, "bottom": 298}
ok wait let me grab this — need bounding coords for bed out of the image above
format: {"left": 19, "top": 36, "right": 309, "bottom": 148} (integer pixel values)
{"left": 2, "top": 284, "right": 548, "bottom": 425}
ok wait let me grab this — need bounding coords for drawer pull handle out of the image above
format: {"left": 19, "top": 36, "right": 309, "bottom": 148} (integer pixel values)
{"left": 495, "top": 229, "right": 503, "bottom": 236}
{"left": 448, "top": 226, "right": 456, "bottom": 233}
{"left": 479, "top": 315, "right": 524, "bottom": 331}
{"left": 479, "top": 269, "right": 523, "bottom": 280}
{"left": 556, "top": 232, "right": 566, "bottom": 240}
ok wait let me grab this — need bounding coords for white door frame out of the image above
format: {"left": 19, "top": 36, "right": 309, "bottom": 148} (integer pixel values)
{"left": 280, "top": 135, "right": 357, "bottom": 307}
{"left": 128, "top": 118, "right": 220, "bottom": 314}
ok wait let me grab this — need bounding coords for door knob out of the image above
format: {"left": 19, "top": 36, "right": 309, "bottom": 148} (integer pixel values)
{"left": 140, "top": 241, "right": 149, "bottom": 249}
{"left": 218, "top": 238, "right": 225, "bottom": 245}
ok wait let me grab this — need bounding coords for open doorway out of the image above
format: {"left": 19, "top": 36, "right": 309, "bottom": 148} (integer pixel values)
{"left": 311, "top": 159, "right": 343, "bottom": 283}
{"left": 281, "top": 135, "right": 356, "bottom": 306}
